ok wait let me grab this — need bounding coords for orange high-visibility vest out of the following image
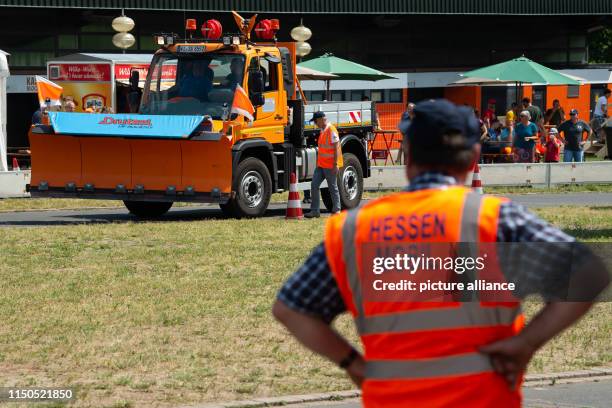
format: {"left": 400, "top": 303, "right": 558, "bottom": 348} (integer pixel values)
{"left": 317, "top": 124, "right": 343, "bottom": 169}
{"left": 324, "top": 187, "right": 524, "bottom": 408}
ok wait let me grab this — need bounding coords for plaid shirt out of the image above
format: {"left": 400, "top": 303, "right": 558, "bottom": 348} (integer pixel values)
{"left": 277, "top": 172, "right": 576, "bottom": 322}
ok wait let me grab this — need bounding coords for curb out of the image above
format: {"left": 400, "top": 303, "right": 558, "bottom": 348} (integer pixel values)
{"left": 180, "top": 368, "right": 612, "bottom": 408}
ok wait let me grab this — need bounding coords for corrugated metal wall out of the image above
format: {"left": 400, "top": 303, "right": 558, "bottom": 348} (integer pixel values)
{"left": 0, "top": 0, "right": 611, "bottom": 14}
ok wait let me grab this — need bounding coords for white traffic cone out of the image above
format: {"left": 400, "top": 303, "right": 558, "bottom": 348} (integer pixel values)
{"left": 286, "top": 172, "right": 304, "bottom": 220}
{"left": 471, "top": 162, "right": 483, "bottom": 194}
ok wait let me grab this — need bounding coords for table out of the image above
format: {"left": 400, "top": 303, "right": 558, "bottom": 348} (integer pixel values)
{"left": 369, "top": 130, "right": 401, "bottom": 165}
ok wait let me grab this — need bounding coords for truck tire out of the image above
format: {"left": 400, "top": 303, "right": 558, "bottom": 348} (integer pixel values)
{"left": 225, "top": 157, "right": 272, "bottom": 218}
{"left": 322, "top": 153, "right": 363, "bottom": 211}
{"left": 123, "top": 201, "right": 173, "bottom": 218}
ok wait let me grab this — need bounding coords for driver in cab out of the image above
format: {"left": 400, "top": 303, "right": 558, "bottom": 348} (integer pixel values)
{"left": 178, "top": 60, "right": 214, "bottom": 101}
{"left": 223, "top": 58, "right": 244, "bottom": 90}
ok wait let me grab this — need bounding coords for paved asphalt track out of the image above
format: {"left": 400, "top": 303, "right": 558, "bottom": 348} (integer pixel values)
{"left": 288, "top": 378, "right": 612, "bottom": 408}
{"left": 0, "top": 192, "right": 610, "bottom": 227}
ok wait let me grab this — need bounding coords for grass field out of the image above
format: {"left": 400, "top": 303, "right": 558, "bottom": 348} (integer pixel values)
{"left": 1, "top": 182, "right": 612, "bottom": 213}
{"left": 0, "top": 207, "right": 610, "bottom": 407}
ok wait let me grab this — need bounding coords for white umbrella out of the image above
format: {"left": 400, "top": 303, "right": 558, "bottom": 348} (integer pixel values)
{"left": 296, "top": 65, "right": 338, "bottom": 81}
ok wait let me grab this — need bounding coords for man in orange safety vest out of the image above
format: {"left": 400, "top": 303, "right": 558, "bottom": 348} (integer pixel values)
{"left": 305, "top": 111, "right": 343, "bottom": 218}
{"left": 273, "top": 99, "right": 608, "bottom": 407}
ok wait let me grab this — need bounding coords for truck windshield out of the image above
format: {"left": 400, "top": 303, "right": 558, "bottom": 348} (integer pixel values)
{"left": 140, "top": 52, "right": 245, "bottom": 118}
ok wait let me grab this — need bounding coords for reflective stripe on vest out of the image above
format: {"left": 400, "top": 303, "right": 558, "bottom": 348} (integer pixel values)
{"left": 366, "top": 352, "right": 493, "bottom": 380}
{"left": 356, "top": 303, "right": 521, "bottom": 335}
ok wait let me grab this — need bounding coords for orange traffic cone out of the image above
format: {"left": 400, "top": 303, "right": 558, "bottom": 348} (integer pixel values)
{"left": 471, "top": 162, "right": 483, "bottom": 194}
{"left": 12, "top": 157, "right": 20, "bottom": 171}
{"left": 286, "top": 172, "right": 304, "bottom": 220}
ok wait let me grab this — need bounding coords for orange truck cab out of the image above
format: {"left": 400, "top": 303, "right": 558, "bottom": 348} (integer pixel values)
{"left": 28, "top": 12, "right": 374, "bottom": 218}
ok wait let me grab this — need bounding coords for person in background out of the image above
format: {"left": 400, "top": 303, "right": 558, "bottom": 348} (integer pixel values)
{"left": 544, "top": 128, "right": 562, "bottom": 163}
{"left": 406, "top": 102, "right": 416, "bottom": 120}
{"left": 545, "top": 99, "right": 565, "bottom": 127}
{"left": 481, "top": 118, "right": 503, "bottom": 155}
{"left": 521, "top": 97, "right": 545, "bottom": 136}
{"left": 498, "top": 117, "right": 514, "bottom": 158}
{"left": 500, "top": 117, "right": 514, "bottom": 142}
{"left": 31, "top": 105, "right": 46, "bottom": 125}
{"left": 558, "top": 109, "right": 592, "bottom": 163}
{"left": 482, "top": 98, "right": 496, "bottom": 128}
{"left": 592, "top": 88, "right": 610, "bottom": 142}
{"left": 32, "top": 98, "right": 51, "bottom": 125}
{"left": 304, "top": 111, "right": 342, "bottom": 218}
{"left": 488, "top": 118, "right": 503, "bottom": 140}
{"left": 506, "top": 102, "right": 518, "bottom": 122}
{"left": 513, "top": 110, "right": 539, "bottom": 163}
{"left": 223, "top": 58, "right": 244, "bottom": 90}
{"left": 127, "top": 70, "right": 143, "bottom": 113}
{"left": 64, "top": 100, "right": 76, "bottom": 112}
{"left": 473, "top": 109, "right": 488, "bottom": 143}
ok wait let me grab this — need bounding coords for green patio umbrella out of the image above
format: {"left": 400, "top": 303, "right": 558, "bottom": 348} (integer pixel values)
{"left": 298, "top": 53, "right": 396, "bottom": 99}
{"left": 461, "top": 56, "right": 581, "bottom": 104}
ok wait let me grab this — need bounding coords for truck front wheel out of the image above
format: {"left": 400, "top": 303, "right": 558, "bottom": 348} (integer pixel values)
{"left": 322, "top": 152, "right": 363, "bottom": 211}
{"left": 222, "top": 157, "right": 272, "bottom": 218}
{"left": 124, "top": 201, "right": 173, "bottom": 218}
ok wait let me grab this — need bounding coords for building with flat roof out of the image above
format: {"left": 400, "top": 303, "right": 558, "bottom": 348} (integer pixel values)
{"left": 0, "top": 1, "right": 610, "bottom": 147}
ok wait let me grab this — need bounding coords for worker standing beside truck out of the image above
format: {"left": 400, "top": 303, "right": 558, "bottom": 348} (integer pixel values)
{"left": 305, "top": 111, "right": 342, "bottom": 218}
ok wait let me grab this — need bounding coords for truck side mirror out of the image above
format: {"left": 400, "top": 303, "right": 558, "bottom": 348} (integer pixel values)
{"left": 251, "top": 93, "right": 265, "bottom": 107}
{"left": 248, "top": 70, "right": 265, "bottom": 94}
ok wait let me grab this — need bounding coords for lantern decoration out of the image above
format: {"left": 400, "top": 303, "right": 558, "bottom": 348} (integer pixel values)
{"left": 291, "top": 19, "right": 312, "bottom": 57}
{"left": 112, "top": 10, "right": 135, "bottom": 51}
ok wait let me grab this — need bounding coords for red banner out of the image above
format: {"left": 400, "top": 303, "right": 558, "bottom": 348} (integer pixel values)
{"left": 115, "top": 63, "right": 177, "bottom": 81}
{"left": 48, "top": 63, "right": 111, "bottom": 82}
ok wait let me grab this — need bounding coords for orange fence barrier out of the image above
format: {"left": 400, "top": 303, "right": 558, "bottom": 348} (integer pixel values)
{"left": 373, "top": 103, "right": 404, "bottom": 150}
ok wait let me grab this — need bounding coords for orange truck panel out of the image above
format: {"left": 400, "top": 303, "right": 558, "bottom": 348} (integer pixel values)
{"left": 131, "top": 140, "right": 182, "bottom": 191}
{"left": 29, "top": 131, "right": 82, "bottom": 187}
{"left": 181, "top": 138, "right": 233, "bottom": 193}
{"left": 81, "top": 137, "right": 132, "bottom": 189}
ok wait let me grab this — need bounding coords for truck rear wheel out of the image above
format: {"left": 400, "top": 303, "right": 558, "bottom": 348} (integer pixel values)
{"left": 124, "top": 201, "right": 173, "bottom": 218}
{"left": 223, "top": 157, "right": 272, "bottom": 218}
{"left": 322, "top": 153, "right": 363, "bottom": 211}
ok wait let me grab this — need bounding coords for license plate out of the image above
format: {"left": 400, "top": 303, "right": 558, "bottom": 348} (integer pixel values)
{"left": 177, "top": 45, "right": 206, "bottom": 53}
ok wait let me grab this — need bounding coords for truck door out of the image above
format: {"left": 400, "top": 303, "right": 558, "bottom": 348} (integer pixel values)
{"left": 243, "top": 54, "right": 286, "bottom": 144}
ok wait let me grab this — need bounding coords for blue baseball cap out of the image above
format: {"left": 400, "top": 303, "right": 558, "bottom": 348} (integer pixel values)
{"left": 398, "top": 99, "right": 480, "bottom": 148}
{"left": 569, "top": 109, "right": 578, "bottom": 115}
{"left": 309, "top": 111, "right": 326, "bottom": 122}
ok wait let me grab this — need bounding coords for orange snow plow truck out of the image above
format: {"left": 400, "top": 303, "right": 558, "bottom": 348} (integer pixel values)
{"left": 28, "top": 12, "right": 374, "bottom": 218}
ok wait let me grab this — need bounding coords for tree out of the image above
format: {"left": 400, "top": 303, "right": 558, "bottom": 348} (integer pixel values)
{"left": 588, "top": 27, "right": 612, "bottom": 63}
